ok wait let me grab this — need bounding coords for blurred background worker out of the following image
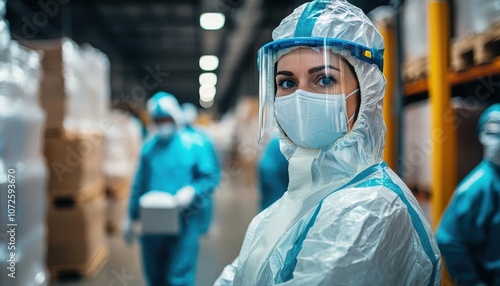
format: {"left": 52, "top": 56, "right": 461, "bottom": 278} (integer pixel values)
{"left": 181, "top": 102, "right": 221, "bottom": 235}
{"left": 437, "top": 103, "right": 500, "bottom": 286}
{"left": 123, "top": 91, "right": 220, "bottom": 286}
{"left": 257, "top": 135, "right": 289, "bottom": 210}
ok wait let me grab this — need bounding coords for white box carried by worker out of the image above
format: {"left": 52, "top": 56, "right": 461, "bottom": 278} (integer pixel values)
{"left": 139, "top": 191, "right": 179, "bottom": 234}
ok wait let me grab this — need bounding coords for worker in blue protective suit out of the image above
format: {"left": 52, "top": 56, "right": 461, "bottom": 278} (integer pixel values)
{"left": 215, "top": 0, "right": 441, "bottom": 285}
{"left": 180, "top": 102, "right": 221, "bottom": 234}
{"left": 123, "top": 91, "right": 220, "bottom": 286}
{"left": 257, "top": 135, "right": 289, "bottom": 210}
{"left": 437, "top": 103, "right": 500, "bottom": 286}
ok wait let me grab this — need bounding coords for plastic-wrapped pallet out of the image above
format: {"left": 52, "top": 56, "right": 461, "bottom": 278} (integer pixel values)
{"left": 102, "top": 109, "right": 142, "bottom": 197}
{"left": 0, "top": 39, "right": 49, "bottom": 285}
{"left": 24, "top": 38, "right": 111, "bottom": 133}
{"left": 402, "top": 0, "right": 428, "bottom": 62}
{"left": 101, "top": 109, "right": 142, "bottom": 232}
{"left": 0, "top": 43, "right": 46, "bottom": 164}
{"left": 60, "top": 39, "right": 85, "bottom": 131}
{"left": 0, "top": 226, "right": 48, "bottom": 286}
{"left": 82, "top": 44, "right": 111, "bottom": 131}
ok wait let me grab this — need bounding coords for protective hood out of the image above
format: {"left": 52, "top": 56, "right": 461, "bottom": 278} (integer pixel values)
{"left": 478, "top": 103, "right": 500, "bottom": 166}
{"left": 274, "top": 0, "right": 387, "bottom": 194}
{"left": 146, "top": 91, "right": 183, "bottom": 127}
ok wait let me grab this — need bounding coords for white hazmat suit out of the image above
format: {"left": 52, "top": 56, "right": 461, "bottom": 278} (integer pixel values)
{"left": 215, "top": 0, "right": 442, "bottom": 285}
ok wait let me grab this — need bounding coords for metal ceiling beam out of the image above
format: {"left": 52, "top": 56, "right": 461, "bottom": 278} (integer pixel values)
{"left": 213, "top": 0, "right": 264, "bottom": 112}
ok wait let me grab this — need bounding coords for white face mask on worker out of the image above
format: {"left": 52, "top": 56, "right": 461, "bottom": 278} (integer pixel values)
{"left": 157, "top": 123, "right": 176, "bottom": 138}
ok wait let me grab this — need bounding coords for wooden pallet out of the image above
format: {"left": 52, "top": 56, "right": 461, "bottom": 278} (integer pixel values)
{"left": 402, "top": 56, "right": 428, "bottom": 83}
{"left": 49, "top": 245, "right": 109, "bottom": 280}
{"left": 452, "top": 24, "right": 500, "bottom": 71}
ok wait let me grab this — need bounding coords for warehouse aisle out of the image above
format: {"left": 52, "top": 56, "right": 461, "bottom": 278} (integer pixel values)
{"left": 50, "top": 171, "right": 259, "bottom": 286}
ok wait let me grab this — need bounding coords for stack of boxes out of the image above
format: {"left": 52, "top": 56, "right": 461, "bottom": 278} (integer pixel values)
{"left": 25, "top": 38, "right": 111, "bottom": 279}
{"left": 101, "top": 109, "right": 142, "bottom": 233}
{"left": 0, "top": 3, "right": 49, "bottom": 285}
{"left": 452, "top": 0, "right": 500, "bottom": 71}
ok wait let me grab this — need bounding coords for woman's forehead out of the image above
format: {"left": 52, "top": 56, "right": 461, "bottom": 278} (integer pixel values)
{"left": 277, "top": 47, "right": 345, "bottom": 69}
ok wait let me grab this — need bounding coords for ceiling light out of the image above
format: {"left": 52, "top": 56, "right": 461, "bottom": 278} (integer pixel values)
{"left": 200, "top": 13, "right": 225, "bottom": 30}
{"left": 199, "top": 85, "right": 216, "bottom": 101}
{"left": 199, "top": 73, "right": 218, "bottom": 86}
{"left": 199, "top": 55, "right": 219, "bottom": 71}
{"left": 200, "top": 98, "right": 214, "bottom": 108}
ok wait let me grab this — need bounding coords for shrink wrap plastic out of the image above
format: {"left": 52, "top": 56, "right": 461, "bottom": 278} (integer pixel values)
{"left": 0, "top": 226, "right": 48, "bottom": 286}
{"left": 102, "top": 109, "right": 142, "bottom": 183}
{"left": 0, "top": 29, "right": 48, "bottom": 285}
{"left": 0, "top": 41, "right": 45, "bottom": 164}
{"left": 25, "top": 38, "right": 110, "bottom": 132}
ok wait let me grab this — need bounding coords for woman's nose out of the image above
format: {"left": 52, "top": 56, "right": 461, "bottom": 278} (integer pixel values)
{"left": 297, "top": 81, "right": 310, "bottom": 92}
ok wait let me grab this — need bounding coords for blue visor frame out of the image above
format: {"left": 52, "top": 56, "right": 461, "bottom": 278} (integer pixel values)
{"left": 257, "top": 37, "right": 384, "bottom": 72}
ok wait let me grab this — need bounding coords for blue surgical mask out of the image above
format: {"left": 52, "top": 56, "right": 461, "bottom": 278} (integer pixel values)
{"left": 274, "top": 88, "right": 358, "bottom": 149}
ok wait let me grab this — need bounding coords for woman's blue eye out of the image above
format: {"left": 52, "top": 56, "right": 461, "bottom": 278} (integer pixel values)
{"left": 279, "top": 80, "right": 296, "bottom": 89}
{"left": 319, "top": 76, "right": 336, "bottom": 86}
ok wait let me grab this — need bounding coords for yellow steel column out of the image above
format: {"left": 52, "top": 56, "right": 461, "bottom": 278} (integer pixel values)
{"left": 428, "top": 0, "right": 456, "bottom": 229}
{"left": 429, "top": 2, "right": 456, "bottom": 284}
{"left": 379, "top": 16, "right": 398, "bottom": 171}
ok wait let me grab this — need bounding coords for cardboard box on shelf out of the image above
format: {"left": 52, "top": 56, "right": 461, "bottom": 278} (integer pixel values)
{"left": 47, "top": 176, "right": 105, "bottom": 205}
{"left": 44, "top": 130, "right": 103, "bottom": 191}
{"left": 46, "top": 195, "right": 109, "bottom": 278}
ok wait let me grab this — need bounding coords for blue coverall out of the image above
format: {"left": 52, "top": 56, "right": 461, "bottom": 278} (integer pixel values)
{"left": 257, "top": 136, "right": 289, "bottom": 210}
{"left": 129, "top": 132, "right": 219, "bottom": 286}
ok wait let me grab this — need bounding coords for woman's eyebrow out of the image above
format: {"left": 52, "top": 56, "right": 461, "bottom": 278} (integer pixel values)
{"left": 308, "top": 65, "right": 340, "bottom": 74}
{"left": 276, "top": 70, "right": 294, "bottom": 76}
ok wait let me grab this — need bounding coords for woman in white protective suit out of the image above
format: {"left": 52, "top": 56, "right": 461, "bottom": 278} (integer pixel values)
{"left": 214, "top": 0, "right": 442, "bottom": 285}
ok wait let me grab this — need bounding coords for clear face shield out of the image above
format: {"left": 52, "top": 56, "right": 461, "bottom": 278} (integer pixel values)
{"left": 258, "top": 38, "right": 382, "bottom": 149}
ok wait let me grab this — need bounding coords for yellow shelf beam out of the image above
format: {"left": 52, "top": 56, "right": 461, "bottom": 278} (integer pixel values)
{"left": 404, "top": 58, "right": 500, "bottom": 96}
